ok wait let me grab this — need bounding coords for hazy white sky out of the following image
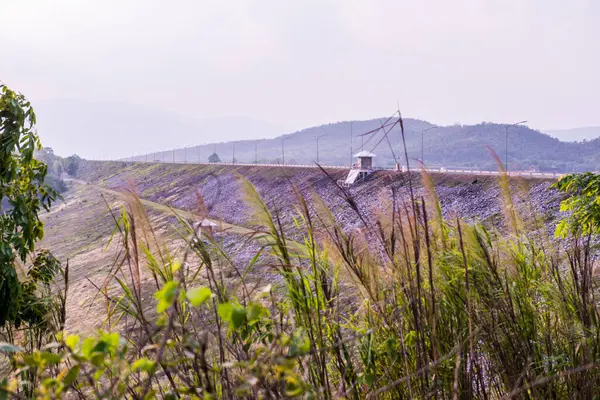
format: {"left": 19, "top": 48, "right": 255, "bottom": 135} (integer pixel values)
{"left": 2, "top": 0, "right": 599, "bottom": 141}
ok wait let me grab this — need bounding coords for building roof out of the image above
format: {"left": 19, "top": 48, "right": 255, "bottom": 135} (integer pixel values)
{"left": 353, "top": 150, "right": 376, "bottom": 158}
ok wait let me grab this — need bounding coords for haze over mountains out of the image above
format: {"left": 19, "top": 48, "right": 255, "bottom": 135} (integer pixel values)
{"left": 35, "top": 99, "right": 288, "bottom": 160}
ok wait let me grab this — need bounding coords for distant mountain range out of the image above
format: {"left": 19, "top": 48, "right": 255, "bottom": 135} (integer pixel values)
{"left": 34, "top": 99, "right": 600, "bottom": 173}
{"left": 132, "top": 119, "right": 600, "bottom": 173}
{"left": 544, "top": 127, "right": 600, "bottom": 142}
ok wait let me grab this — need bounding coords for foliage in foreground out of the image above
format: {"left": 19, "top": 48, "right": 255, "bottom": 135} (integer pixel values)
{"left": 1, "top": 165, "right": 600, "bottom": 398}
{"left": 0, "top": 84, "right": 58, "bottom": 327}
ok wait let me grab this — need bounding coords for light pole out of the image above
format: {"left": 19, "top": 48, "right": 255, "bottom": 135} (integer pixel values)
{"left": 316, "top": 134, "right": 328, "bottom": 164}
{"left": 349, "top": 122, "right": 353, "bottom": 167}
{"left": 282, "top": 137, "right": 291, "bottom": 165}
{"left": 421, "top": 126, "right": 438, "bottom": 164}
{"left": 254, "top": 139, "right": 264, "bottom": 164}
{"left": 504, "top": 120, "right": 527, "bottom": 171}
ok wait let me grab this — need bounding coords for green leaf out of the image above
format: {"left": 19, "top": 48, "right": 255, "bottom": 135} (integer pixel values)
{"left": 217, "top": 303, "right": 233, "bottom": 322}
{"left": 217, "top": 302, "right": 247, "bottom": 330}
{"left": 103, "top": 332, "right": 120, "bottom": 351}
{"left": 247, "top": 302, "right": 268, "bottom": 324}
{"left": 91, "top": 353, "right": 105, "bottom": 367}
{"left": 92, "top": 341, "right": 109, "bottom": 353}
{"left": 41, "top": 352, "right": 62, "bottom": 365}
{"left": 170, "top": 261, "right": 181, "bottom": 274}
{"left": 231, "top": 305, "right": 247, "bottom": 330}
{"left": 132, "top": 357, "right": 156, "bottom": 373}
{"left": 0, "top": 379, "right": 8, "bottom": 400}
{"left": 186, "top": 286, "right": 212, "bottom": 307}
{"left": 65, "top": 335, "right": 80, "bottom": 351}
{"left": 81, "top": 337, "right": 96, "bottom": 358}
{"left": 63, "top": 365, "right": 80, "bottom": 386}
{"left": 154, "top": 281, "right": 179, "bottom": 313}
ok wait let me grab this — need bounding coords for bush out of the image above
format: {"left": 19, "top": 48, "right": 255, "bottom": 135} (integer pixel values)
{"left": 65, "top": 155, "right": 81, "bottom": 177}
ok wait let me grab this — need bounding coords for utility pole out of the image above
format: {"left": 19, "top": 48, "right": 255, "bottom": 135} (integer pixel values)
{"left": 504, "top": 120, "right": 527, "bottom": 172}
{"left": 316, "top": 134, "right": 328, "bottom": 164}
{"left": 350, "top": 122, "right": 353, "bottom": 167}
{"left": 282, "top": 137, "right": 291, "bottom": 165}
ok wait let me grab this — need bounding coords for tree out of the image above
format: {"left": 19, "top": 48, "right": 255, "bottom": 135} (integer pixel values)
{"left": 65, "top": 154, "right": 81, "bottom": 176}
{"left": 35, "top": 147, "right": 54, "bottom": 163}
{"left": 35, "top": 147, "right": 59, "bottom": 174}
{"left": 0, "top": 84, "right": 58, "bottom": 325}
{"left": 208, "top": 152, "right": 221, "bottom": 163}
{"left": 553, "top": 172, "right": 600, "bottom": 238}
{"left": 55, "top": 159, "right": 64, "bottom": 177}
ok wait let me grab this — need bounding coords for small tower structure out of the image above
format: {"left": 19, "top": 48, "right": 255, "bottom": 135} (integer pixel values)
{"left": 354, "top": 150, "right": 375, "bottom": 170}
{"left": 342, "top": 151, "right": 376, "bottom": 186}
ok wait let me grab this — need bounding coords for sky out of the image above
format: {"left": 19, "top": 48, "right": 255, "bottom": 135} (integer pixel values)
{"left": 1, "top": 0, "right": 599, "bottom": 157}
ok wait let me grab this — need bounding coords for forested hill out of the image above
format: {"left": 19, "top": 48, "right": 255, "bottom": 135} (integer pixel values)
{"left": 132, "top": 118, "right": 600, "bottom": 173}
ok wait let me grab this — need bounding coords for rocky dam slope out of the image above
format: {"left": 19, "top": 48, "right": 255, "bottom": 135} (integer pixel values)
{"left": 78, "top": 161, "right": 564, "bottom": 234}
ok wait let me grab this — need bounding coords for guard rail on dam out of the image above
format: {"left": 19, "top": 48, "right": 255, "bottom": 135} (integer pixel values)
{"left": 107, "top": 158, "right": 569, "bottom": 179}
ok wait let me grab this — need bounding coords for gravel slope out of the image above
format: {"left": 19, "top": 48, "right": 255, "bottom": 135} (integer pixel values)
{"left": 78, "top": 161, "right": 564, "bottom": 234}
